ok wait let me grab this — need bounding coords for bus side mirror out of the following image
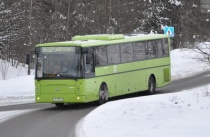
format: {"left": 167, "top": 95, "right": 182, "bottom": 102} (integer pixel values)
{"left": 26, "top": 53, "right": 30, "bottom": 65}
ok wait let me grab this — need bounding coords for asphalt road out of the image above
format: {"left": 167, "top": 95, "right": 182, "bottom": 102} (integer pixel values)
{"left": 0, "top": 71, "right": 210, "bottom": 137}
{"left": 158, "top": 71, "right": 210, "bottom": 93}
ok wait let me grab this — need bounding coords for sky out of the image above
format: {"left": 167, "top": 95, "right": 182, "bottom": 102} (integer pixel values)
{"left": 1, "top": 44, "right": 210, "bottom": 137}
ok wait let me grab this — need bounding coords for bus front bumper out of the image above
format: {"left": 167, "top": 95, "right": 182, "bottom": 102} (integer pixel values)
{"left": 35, "top": 94, "right": 87, "bottom": 103}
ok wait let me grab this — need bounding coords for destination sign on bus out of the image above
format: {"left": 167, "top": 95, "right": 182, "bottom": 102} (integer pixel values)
{"left": 41, "top": 47, "right": 75, "bottom": 53}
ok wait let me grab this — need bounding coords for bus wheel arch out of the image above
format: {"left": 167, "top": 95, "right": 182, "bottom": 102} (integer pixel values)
{"left": 98, "top": 82, "right": 109, "bottom": 105}
{"left": 147, "top": 74, "right": 156, "bottom": 95}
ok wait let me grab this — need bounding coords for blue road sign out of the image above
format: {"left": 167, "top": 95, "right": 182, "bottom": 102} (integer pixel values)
{"left": 164, "top": 27, "right": 174, "bottom": 37}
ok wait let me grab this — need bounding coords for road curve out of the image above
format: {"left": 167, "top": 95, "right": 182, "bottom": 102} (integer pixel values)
{"left": 1, "top": 70, "right": 210, "bottom": 137}
{"left": 0, "top": 103, "right": 96, "bottom": 137}
{"left": 158, "top": 70, "right": 210, "bottom": 93}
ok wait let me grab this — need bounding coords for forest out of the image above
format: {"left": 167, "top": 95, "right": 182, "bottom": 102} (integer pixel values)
{"left": 0, "top": 0, "right": 209, "bottom": 63}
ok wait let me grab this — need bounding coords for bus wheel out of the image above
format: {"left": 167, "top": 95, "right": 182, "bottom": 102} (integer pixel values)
{"left": 99, "top": 84, "right": 109, "bottom": 105}
{"left": 55, "top": 103, "right": 64, "bottom": 107}
{"left": 147, "top": 76, "right": 156, "bottom": 95}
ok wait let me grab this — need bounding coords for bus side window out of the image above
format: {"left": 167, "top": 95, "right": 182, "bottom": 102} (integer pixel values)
{"left": 84, "top": 48, "right": 94, "bottom": 73}
{"left": 153, "top": 40, "right": 158, "bottom": 57}
{"left": 146, "top": 41, "right": 158, "bottom": 58}
{"left": 162, "top": 39, "right": 169, "bottom": 56}
{"left": 133, "top": 42, "right": 146, "bottom": 61}
{"left": 95, "top": 47, "right": 108, "bottom": 66}
{"left": 120, "top": 43, "right": 133, "bottom": 63}
{"left": 146, "top": 41, "right": 155, "bottom": 58}
{"left": 107, "top": 44, "right": 120, "bottom": 65}
{"left": 157, "top": 40, "right": 163, "bottom": 57}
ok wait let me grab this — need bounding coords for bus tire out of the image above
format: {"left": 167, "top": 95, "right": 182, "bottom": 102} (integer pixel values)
{"left": 55, "top": 103, "right": 64, "bottom": 107}
{"left": 147, "top": 76, "right": 156, "bottom": 95}
{"left": 98, "top": 83, "right": 109, "bottom": 105}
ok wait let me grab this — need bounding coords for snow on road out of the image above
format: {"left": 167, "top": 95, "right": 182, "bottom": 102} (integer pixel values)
{"left": 0, "top": 110, "right": 35, "bottom": 123}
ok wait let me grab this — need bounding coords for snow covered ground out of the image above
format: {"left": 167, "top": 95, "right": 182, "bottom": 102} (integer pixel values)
{"left": 1, "top": 46, "right": 210, "bottom": 137}
{"left": 0, "top": 60, "right": 34, "bottom": 106}
{"left": 77, "top": 88, "right": 210, "bottom": 137}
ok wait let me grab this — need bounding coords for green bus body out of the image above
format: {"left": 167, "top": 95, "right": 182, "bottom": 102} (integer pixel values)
{"left": 34, "top": 34, "right": 171, "bottom": 105}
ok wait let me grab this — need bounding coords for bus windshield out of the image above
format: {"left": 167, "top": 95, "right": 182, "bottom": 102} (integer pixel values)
{"left": 35, "top": 47, "right": 83, "bottom": 79}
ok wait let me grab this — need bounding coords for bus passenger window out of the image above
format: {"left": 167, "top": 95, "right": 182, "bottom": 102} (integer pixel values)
{"left": 162, "top": 39, "right": 169, "bottom": 56}
{"left": 83, "top": 47, "right": 94, "bottom": 73}
{"left": 157, "top": 40, "right": 163, "bottom": 57}
{"left": 133, "top": 42, "right": 146, "bottom": 61}
{"left": 153, "top": 41, "right": 158, "bottom": 57}
{"left": 95, "top": 47, "right": 108, "bottom": 66}
{"left": 85, "top": 56, "right": 92, "bottom": 73}
{"left": 146, "top": 41, "right": 156, "bottom": 58}
{"left": 121, "top": 43, "right": 133, "bottom": 63}
{"left": 107, "top": 44, "right": 120, "bottom": 65}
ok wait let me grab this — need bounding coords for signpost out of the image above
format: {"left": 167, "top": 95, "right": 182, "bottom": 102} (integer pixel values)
{"left": 164, "top": 26, "right": 174, "bottom": 37}
{"left": 164, "top": 26, "right": 174, "bottom": 49}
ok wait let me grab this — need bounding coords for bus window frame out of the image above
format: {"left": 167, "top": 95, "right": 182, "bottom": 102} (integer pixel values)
{"left": 82, "top": 47, "right": 96, "bottom": 78}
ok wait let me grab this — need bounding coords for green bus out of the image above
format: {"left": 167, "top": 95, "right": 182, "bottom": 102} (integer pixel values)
{"left": 28, "top": 34, "right": 171, "bottom": 107}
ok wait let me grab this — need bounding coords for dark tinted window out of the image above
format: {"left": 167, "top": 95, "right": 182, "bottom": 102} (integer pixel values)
{"left": 133, "top": 42, "right": 146, "bottom": 61}
{"left": 162, "top": 39, "right": 169, "bottom": 56}
{"left": 95, "top": 46, "right": 108, "bottom": 66}
{"left": 121, "top": 43, "right": 133, "bottom": 63}
{"left": 157, "top": 40, "right": 163, "bottom": 57}
{"left": 107, "top": 44, "right": 120, "bottom": 64}
{"left": 146, "top": 41, "right": 156, "bottom": 58}
{"left": 83, "top": 48, "right": 94, "bottom": 73}
{"left": 95, "top": 38, "right": 169, "bottom": 67}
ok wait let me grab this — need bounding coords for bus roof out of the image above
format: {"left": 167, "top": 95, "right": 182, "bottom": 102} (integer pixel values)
{"left": 35, "top": 34, "right": 169, "bottom": 48}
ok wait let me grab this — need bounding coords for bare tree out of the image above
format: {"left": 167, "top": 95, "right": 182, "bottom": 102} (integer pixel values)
{"left": 0, "top": 59, "right": 9, "bottom": 80}
{"left": 1, "top": 0, "right": 210, "bottom": 64}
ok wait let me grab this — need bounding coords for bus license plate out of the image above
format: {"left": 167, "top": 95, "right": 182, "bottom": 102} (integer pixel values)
{"left": 53, "top": 98, "right": 64, "bottom": 102}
